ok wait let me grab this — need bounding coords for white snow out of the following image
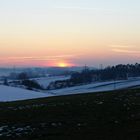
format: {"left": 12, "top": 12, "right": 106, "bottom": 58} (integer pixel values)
{"left": 0, "top": 77, "right": 140, "bottom": 102}
{"left": 34, "top": 75, "right": 70, "bottom": 88}
{"left": 49, "top": 77, "right": 140, "bottom": 96}
{"left": 0, "top": 85, "right": 53, "bottom": 102}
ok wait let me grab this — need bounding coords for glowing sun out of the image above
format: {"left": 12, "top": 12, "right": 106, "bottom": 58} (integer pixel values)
{"left": 57, "top": 62, "right": 68, "bottom": 67}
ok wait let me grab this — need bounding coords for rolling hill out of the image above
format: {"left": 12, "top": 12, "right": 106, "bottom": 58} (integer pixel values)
{"left": 0, "top": 88, "right": 140, "bottom": 139}
{"left": 0, "top": 85, "right": 53, "bottom": 102}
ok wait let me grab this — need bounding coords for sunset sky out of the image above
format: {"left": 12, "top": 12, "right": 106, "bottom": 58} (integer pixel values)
{"left": 0, "top": 0, "right": 140, "bottom": 67}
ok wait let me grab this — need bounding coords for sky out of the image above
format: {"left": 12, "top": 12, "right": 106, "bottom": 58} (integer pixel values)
{"left": 0, "top": 0, "right": 140, "bottom": 67}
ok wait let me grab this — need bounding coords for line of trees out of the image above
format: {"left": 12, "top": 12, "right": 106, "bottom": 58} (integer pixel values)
{"left": 47, "top": 63, "right": 140, "bottom": 90}
{"left": 93, "top": 63, "right": 140, "bottom": 81}
{"left": 3, "top": 63, "right": 140, "bottom": 91}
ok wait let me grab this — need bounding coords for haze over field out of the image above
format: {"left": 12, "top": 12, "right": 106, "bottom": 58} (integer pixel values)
{"left": 0, "top": 0, "right": 140, "bottom": 67}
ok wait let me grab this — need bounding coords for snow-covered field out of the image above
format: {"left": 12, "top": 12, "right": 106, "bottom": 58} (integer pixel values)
{"left": 34, "top": 76, "right": 70, "bottom": 88}
{"left": 0, "top": 85, "right": 53, "bottom": 102}
{"left": 0, "top": 77, "right": 140, "bottom": 102}
{"left": 50, "top": 77, "right": 140, "bottom": 95}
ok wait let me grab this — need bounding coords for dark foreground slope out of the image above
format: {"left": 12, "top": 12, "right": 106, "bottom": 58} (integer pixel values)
{"left": 0, "top": 88, "right": 140, "bottom": 140}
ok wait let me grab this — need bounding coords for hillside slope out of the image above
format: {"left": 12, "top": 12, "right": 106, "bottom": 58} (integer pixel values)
{"left": 0, "top": 88, "right": 140, "bottom": 139}
{"left": 0, "top": 85, "right": 53, "bottom": 101}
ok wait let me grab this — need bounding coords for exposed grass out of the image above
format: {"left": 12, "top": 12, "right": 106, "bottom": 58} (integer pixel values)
{"left": 0, "top": 88, "right": 140, "bottom": 140}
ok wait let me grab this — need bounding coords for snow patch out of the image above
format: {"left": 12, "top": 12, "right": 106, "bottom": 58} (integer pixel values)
{"left": 0, "top": 85, "right": 53, "bottom": 102}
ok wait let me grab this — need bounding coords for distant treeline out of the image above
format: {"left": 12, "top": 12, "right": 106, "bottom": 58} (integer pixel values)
{"left": 97, "top": 63, "right": 140, "bottom": 80}
{"left": 3, "top": 63, "right": 140, "bottom": 91}
{"left": 47, "top": 63, "right": 140, "bottom": 90}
